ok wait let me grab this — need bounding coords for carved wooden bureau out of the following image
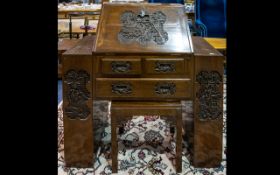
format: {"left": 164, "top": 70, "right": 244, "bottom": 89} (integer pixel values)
{"left": 62, "top": 2, "right": 224, "bottom": 173}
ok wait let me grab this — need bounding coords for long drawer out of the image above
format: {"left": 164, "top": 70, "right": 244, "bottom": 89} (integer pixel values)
{"left": 95, "top": 78, "right": 192, "bottom": 99}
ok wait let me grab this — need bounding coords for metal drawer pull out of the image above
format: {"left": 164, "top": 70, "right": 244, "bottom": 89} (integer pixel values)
{"left": 154, "top": 62, "right": 175, "bottom": 72}
{"left": 112, "top": 83, "right": 132, "bottom": 95}
{"left": 155, "top": 82, "right": 176, "bottom": 95}
{"left": 111, "top": 61, "right": 131, "bottom": 73}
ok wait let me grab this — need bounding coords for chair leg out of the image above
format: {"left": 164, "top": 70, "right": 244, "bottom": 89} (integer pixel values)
{"left": 111, "top": 115, "right": 118, "bottom": 173}
{"left": 176, "top": 111, "right": 182, "bottom": 173}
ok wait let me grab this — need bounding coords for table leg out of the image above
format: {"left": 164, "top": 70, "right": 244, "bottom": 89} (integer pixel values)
{"left": 176, "top": 108, "right": 182, "bottom": 172}
{"left": 111, "top": 111, "right": 118, "bottom": 173}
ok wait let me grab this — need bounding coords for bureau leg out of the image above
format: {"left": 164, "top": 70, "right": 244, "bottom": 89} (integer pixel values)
{"left": 111, "top": 112, "right": 118, "bottom": 173}
{"left": 193, "top": 55, "right": 224, "bottom": 167}
{"left": 62, "top": 52, "right": 94, "bottom": 167}
{"left": 176, "top": 108, "right": 182, "bottom": 173}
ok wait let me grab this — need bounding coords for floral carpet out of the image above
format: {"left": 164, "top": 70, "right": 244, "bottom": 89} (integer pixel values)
{"left": 58, "top": 84, "right": 226, "bottom": 175}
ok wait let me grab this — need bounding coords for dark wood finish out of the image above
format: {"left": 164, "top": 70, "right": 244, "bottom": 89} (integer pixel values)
{"left": 61, "top": 4, "right": 224, "bottom": 172}
{"left": 111, "top": 102, "right": 182, "bottom": 173}
{"left": 192, "top": 36, "right": 224, "bottom": 167}
{"left": 62, "top": 36, "right": 95, "bottom": 167}
{"left": 94, "top": 3, "right": 193, "bottom": 54}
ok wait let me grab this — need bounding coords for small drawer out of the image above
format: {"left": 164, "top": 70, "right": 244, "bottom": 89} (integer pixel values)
{"left": 144, "top": 58, "right": 185, "bottom": 74}
{"left": 100, "top": 58, "right": 142, "bottom": 75}
{"left": 96, "top": 78, "right": 192, "bottom": 99}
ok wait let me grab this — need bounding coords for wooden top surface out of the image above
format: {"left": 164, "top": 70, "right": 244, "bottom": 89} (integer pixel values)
{"left": 192, "top": 36, "right": 223, "bottom": 56}
{"left": 63, "top": 36, "right": 96, "bottom": 55}
{"left": 60, "top": 36, "right": 221, "bottom": 57}
{"left": 204, "top": 37, "right": 226, "bottom": 50}
{"left": 58, "top": 39, "right": 80, "bottom": 51}
{"left": 94, "top": 3, "right": 193, "bottom": 55}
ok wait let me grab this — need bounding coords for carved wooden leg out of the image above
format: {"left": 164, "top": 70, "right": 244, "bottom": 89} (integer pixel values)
{"left": 62, "top": 37, "right": 95, "bottom": 167}
{"left": 193, "top": 53, "right": 224, "bottom": 167}
{"left": 111, "top": 111, "right": 118, "bottom": 173}
{"left": 176, "top": 108, "right": 182, "bottom": 173}
{"left": 62, "top": 56, "right": 94, "bottom": 167}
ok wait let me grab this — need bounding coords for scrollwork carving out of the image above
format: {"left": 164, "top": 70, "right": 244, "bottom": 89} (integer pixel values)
{"left": 64, "top": 69, "right": 90, "bottom": 120}
{"left": 196, "top": 71, "right": 223, "bottom": 121}
{"left": 118, "top": 10, "right": 168, "bottom": 45}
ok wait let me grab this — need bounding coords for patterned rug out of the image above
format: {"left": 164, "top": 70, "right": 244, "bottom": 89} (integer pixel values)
{"left": 58, "top": 84, "right": 226, "bottom": 175}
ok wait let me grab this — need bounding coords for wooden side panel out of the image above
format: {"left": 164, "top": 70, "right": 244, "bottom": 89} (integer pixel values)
{"left": 193, "top": 37, "right": 224, "bottom": 167}
{"left": 62, "top": 36, "right": 94, "bottom": 167}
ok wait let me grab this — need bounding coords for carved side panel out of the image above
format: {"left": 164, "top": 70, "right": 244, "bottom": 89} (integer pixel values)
{"left": 196, "top": 71, "right": 223, "bottom": 121}
{"left": 62, "top": 41, "right": 94, "bottom": 167}
{"left": 64, "top": 69, "right": 90, "bottom": 120}
{"left": 193, "top": 51, "right": 224, "bottom": 167}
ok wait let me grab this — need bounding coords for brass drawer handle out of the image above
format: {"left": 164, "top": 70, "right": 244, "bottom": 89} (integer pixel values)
{"left": 112, "top": 83, "right": 132, "bottom": 95}
{"left": 111, "top": 61, "right": 131, "bottom": 73}
{"left": 155, "top": 82, "right": 176, "bottom": 95}
{"left": 154, "top": 62, "right": 175, "bottom": 72}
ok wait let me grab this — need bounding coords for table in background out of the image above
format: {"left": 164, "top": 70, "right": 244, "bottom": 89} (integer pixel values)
{"left": 58, "top": 4, "right": 101, "bottom": 19}
{"left": 58, "top": 19, "right": 98, "bottom": 38}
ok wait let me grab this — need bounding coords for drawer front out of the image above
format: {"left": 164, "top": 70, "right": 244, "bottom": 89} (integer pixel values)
{"left": 144, "top": 58, "right": 185, "bottom": 74}
{"left": 96, "top": 78, "right": 192, "bottom": 99}
{"left": 101, "top": 58, "right": 142, "bottom": 75}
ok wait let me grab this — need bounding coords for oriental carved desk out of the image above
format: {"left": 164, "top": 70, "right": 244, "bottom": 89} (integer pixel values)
{"left": 62, "top": 3, "right": 224, "bottom": 173}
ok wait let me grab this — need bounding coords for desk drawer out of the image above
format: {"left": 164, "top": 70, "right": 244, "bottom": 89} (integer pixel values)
{"left": 96, "top": 78, "right": 192, "bottom": 99}
{"left": 144, "top": 58, "right": 185, "bottom": 75}
{"left": 100, "top": 57, "right": 142, "bottom": 75}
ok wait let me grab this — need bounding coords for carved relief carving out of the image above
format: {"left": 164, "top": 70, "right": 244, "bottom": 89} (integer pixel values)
{"left": 64, "top": 69, "right": 90, "bottom": 120}
{"left": 196, "top": 71, "right": 223, "bottom": 121}
{"left": 118, "top": 10, "right": 168, "bottom": 45}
